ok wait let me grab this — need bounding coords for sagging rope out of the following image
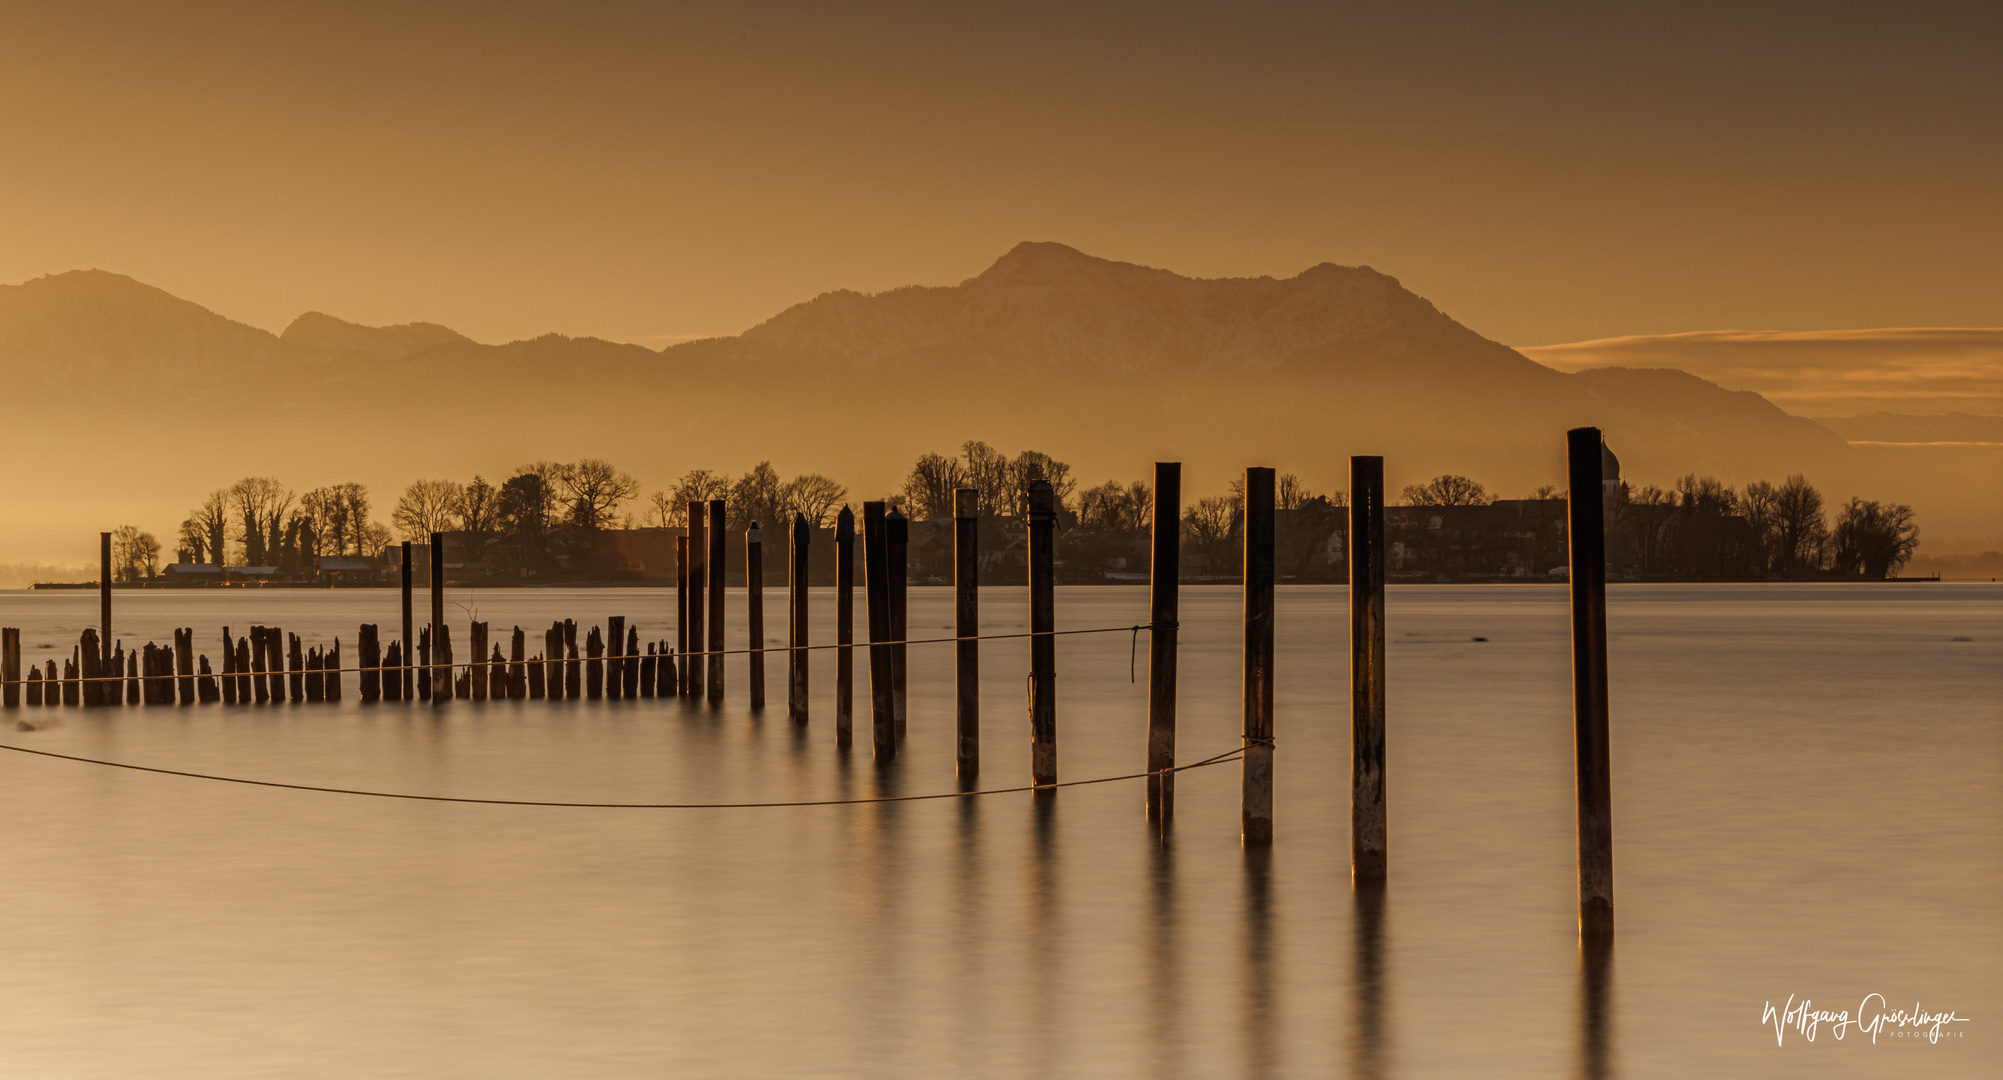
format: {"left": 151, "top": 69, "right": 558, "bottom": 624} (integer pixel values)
{"left": 39, "top": 622, "right": 1175, "bottom": 684}
{"left": 0, "top": 741, "right": 1246, "bottom": 807}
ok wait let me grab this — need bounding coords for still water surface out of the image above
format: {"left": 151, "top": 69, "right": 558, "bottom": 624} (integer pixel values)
{"left": 0, "top": 584, "right": 1992, "bottom": 1078}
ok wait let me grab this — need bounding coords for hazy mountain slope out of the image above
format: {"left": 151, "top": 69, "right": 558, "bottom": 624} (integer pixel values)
{"left": 1816, "top": 412, "right": 2003, "bottom": 444}
{"left": 0, "top": 245, "right": 1992, "bottom": 562}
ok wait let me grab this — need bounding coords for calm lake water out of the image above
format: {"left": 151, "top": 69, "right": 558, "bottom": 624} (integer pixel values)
{"left": 0, "top": 584, "right": 1992, "bottom": 1078}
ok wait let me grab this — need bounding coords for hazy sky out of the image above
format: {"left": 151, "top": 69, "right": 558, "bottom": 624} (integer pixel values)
{"left": 4, "top": 2, "right": 1999, "bottom": 347}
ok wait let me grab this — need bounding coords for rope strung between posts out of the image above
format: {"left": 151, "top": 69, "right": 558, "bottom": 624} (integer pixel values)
{"left": 0, "top": 741, "right": 1247, "bottom": 807}
{"left": 39, "top": 622, "right": 1173, "bottom": 684}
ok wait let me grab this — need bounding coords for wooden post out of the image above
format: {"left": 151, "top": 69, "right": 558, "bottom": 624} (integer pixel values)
{"left": 544, "top": 624, "right": 561, "bottom": 700}
{"left": 416, "top": 628, "right": 430, "bottom": 701}
{"left": 706, "top": 498, "right": 725, "bottom": 705}
{"left": 954, "top": 489, "right": 979, "bottom": 779}
{"left": 48, "top": 659, "right": 63, "bottom": 707}
{"left": 1, "top": 627, "right": 17, "bottom": 708}
{"left": 835, "top": 506, "right": 855, "bottom": 748}
{"left": 1026, "top": 479, "right": 1057, "bottom": 788}
{"left": 400, "top": 541, "right": 415, "bottom": 702}
{"left": 384, "top": 640, "right": 403, "bottom": 702}
{"left": 176, "top": 627, "right": 196, "bottom": 705}
{"left": 1567, "top": 426, "right": 1616, "bottom": 939}
{"left": 198, "top": 656, "right": 219, "bottom": 702}
{"left": 640, "top": 643, "right": 656, "bottom": 698}
{"left": 1242, "top": 467, "right": 1276, "bottom": 847}
{"left": 78, "top": 630, "right": 100, "bottom": 707}
{"left": 287, "top": 632, "right": 305, "bottom": 703}
{"left": 510, "top": 627, "right": 526, "bottom": 699}
{"left": 529, "top": 647, "right": 546, "bottom": 699}
{"left": 327, "top": 639, "right": 341, "bottom": 701}
{"left": 359, "top": 624, "right": 381, "bottom": 702}
{"left": 863, "top": 501, "right": 894, "bottom": 761}
{"left": 747, "top": 523, "right": 765, "bottom": 711}
{"left": 430, "top": 533, "right": 448, "bottom": 703}
{"left": 305, "top": 647, "right": 324, "bottom": 702}
{"left": 487, "top": 645, "right": 506, "bottom": 699}
{"left": 886, "top": 508, "right": 908, "bottom": 740}
{"left": 686, "top": 503, "right": 706, "bottom": 700}
{"left": 622, "top": 626, "right": 639, "bottom": 697}
{"left": 605, "top": 616, "right": 625, "bottom": 701}
{"left": 113, "top": 642, "right": 126, "bottom": 705}
{"left": 563, "top": 619, "right": 579, "bottom": 699}
{"left": 675, "top": 535, "right": 689, "bottom": 696}
{"left": 1350, "top": 456, "right": 1388, "bottom": 879}
{"left": 63, "top": 652, "right": 78, "bottom": 706}
{"left": 787, "top": 515, "right": 810, "bottom": 725}
{"left": 99, "top": 532, "right": 112, "bottom": 673}
{"left": 658, "top": 639, "right": 674, "bottom": 696}
{"left": 238, "top": 632, "right": 256, "bottom": 704}
{"left": 1146, "top": 463, "right": 1181, "bottom": 825}
{"left": 25, "top": 667, "right": 41, "bottom": 707}
{"left": 586, "top": 625, "right": 605, "bottom": 698}
{"left": 469, "top": 621, "right": 489, "bottom": 702}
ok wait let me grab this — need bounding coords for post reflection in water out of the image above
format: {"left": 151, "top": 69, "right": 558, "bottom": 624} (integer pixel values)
{"left": 1240, "top": 848, "right": 1275, "bottom": 1080}
{"left": 1578, "top": 939, "right": 1615, "bottom": 1080}
{"left": 1145, "top": 839, "right": 1183, "bottom": 1080}
{"left": 951, "top": 790, "right": 986, "bottom": 1075}
{"left": 1026, "top": 794, "right": 1061, "bottom": 1069}
{"left": 1350, "top": 880, "right": 1387, "bottom": 1080}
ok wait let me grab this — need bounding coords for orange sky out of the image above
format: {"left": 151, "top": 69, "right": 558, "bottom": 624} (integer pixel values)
{"left": 3, "top": 3, "right": 2000, "bottom": 348}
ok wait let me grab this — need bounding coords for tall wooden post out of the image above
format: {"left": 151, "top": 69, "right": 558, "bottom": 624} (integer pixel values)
{"left": 2, "top": 627, "right": 19, "bottom": 708}
{"left": 1567, "top": 426, "right": 1617, "bottom": 939}
{"left": 1242, "top": 467, "right": 1276, "bottom": 847}
{"left": 686, "top": 501, "right": 706, "bottom": 700}
{"left": 176, "top": 627, "right": 197, "bottom": 705}
{"left": 707, "top": 499, "right": 726, "bottom": 705}
{"left": 286, "top": 632, "right": 304, "bottom": 703}
{"left": 835, "top": 506, "right": 855, "bottom": 748}
{"left": 788, "top": 515, "right": 809, "bottom": 725}
{"left": 430, "top": 533, "right": 448, "bottom": 703}
{"left": 1026, "top": 479, "right": 1057, "bottom": 788}
{"left": 863, "top": 501, "right": 894, "bottom": 761}
{"left": 676, "top": 535, "right": 689, "bottom": 696}
{"left": 509, "top": 626, "right": 526, "bottom": 699}
{"left": 400, "top": 541, "right": 415, "bottom": 701}
{"left": 469, "top": 621, "right": 489, "bottom": 701}
{"left": 747, "top": 523, "right": 766, "bottom": 711}
{"left": 886, "top": 508, "right": 908, "bottom": 739}
{"left": 99, "top": 532, "right": 112, "bottom": 669}
{"left": 1350, "top": 456, "right": 1387, "bottom": 879}
{"left": 359, "top": 624, "right": 381, "bottom": 702}
{"left": 1146, "top": 463, "right": 1181, "bottom": 825}
{"left": 954, "top": 488, "right": 979, "bottom": 779}
{"left": 563, "top": 619, "right": 579, "bottom": 698}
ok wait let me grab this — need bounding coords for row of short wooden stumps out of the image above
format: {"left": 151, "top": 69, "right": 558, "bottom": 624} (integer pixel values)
{"left": 0, "top": 619, "right": 675, "bottom": 707}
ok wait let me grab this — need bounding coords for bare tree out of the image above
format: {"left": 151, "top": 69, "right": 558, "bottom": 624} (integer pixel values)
{"left": 1182, "top": 495, "right": 1240, "bottom": 578}
{"left": 644, "top": 490, "right": 679, "bottom": 530}
{"left": 187, "top": 489, "right": 231, "bottom": 565}
{"left": 559, "top": 458, "right": 640, "bottom": 531}
{"left": 960, "top": 441, "right": 1014, "bottom": 517}
{"left": 1832, "top": 498, "right": 1920, "bottom": 578}
{"left": 668, "top": 469, "right": 733, "bottom": 526}
{"left": 1772, "top": 474, "right": 1829, "bottom": 572}
{"left": 174, "top": 518, "right": 207, "bottom": 564}
{"left": 783, "top": 473, "right": 848, "bottom": 527}
{"left": 1739, "top": 480, "right": 1781, "bottom": 571}
{"left": 1077, "top": 480, "right": 1152, "bottom": 531}
{"left": 230, "top": 477, "right": 293, "bottom": 566}
{"left": 1401, "top": 474, "right": 1492, "bottom": 506}
{"left": 1277, "top": 473, "right": 1314, "bottom": 511}
{"left": 730, "top": 462, "right": 787, "bottom": 534}
{"left": 903, "top": 452, "right": 969, "bottom": 519}
{"left": 392, "top": 479, "right": 465, "bottom": 540}
{"left": 110, "top": 525, "right": 161, "bottom": 583}
{"left": 1010, "top": 450, "right": 1075, "bottom": 513}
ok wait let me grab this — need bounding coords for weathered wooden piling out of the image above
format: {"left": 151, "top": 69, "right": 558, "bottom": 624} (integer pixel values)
{"left": 220, "top": 630, "right": 238, "bottom": 705}
{"left": 528, "top": 646, "right": 546, "bottom": 699}
{"left": 788, "top": 514, "right": 809, "bottom": 725}
{"left": 327, "top": 640, "right": 342, "bottom": 701}
{"left": 639, "top": 643, "right": 656, "bottom": 698}
{"left": 886, "top": 508, "right": 908, "bottom": 740}
{"left": 1026, "top": 480, "right": 1058, "bottom": 788}
{"left": 544, "top": 624, "right": 561, "bottom": 700}
{"left": 384, "top": 640, "right": 403, "bottom": 702}
{"left": 686, "top": 502, "right": 706, "bottom": 700}
{"left": 1351, "top": 456, "right": 1388, "bottom": 879}
{"left": 586, "top": 626, "right": 604, "bottom": 698}
{"left": 401, "top": 541, "right": 415, "bottom": 701}
{"left": 112, "top": 642, "right": 126, "bottom": 705}
{"left": 229, "top": 639, "right": 244, "bottom": 703}
{"left": 747, "top": 523, "right": 765, "bottom": 711}
{"left": 469, "top": 622, "right": 489, "bottom": 702}
{"left": 417, "top": 628, "right": 431, "bottom": 702}
{"left": 706, "top": 499, "right": 725, "bottom": 705}
{"left": 622, "top": 626, "right": 639, "bottom": 697}
{"left": 487, "top": 645, "right": 506, "bottom": 699}
{"left": 1242, "top": 467, "right": 1276, "bottom": 847}
{"left": 249, "top": 627, "right": 266, "bottom": 703}
{"left": 675, "top": 536, "right": 689, "bottom": 696}
{"left": 430, "top": 532, "right": 448, "bottom": 703}
{"left": 1147, "top": 463, "right": 1181, "bottom": 825}
{"left": 2, "top": 627, "right": 17, "bottom": 708}
{"left": 287, "top": 633, "right": 305, "bottom": 703}
{"left": 658, "top": 640, "right": 674, "bottom": 696}
{"left": 1567, "top": 426, "right": 1617, "bottom": 939}
{"left": 359, "top": 624, "right": 381, "bottom": 702}
{"left": 26, "top": 667, "right": 42, "bottom": 706}
{"left": 306, "top": 648, "right": 325, "bottom": 702}
{"left": 835, "top": 506, "right": 855, "bottom": 748}
{"left": 563, "top": 619, "right": 579, "bottom": 699}
{"left": 176, "top": 628, "right": 197, "bottom": 705}
{"left": 954, "top": 489, "right": 979, "bottom": 778}
{"left": 606, "top": 615, "right": 625, "bottom": 701}
{"left": 863, "top": 502, "right": 894, "bottom": 760}
{"left": 65, "top": 650, "right": 78, "bottom": 706}
{"left": 99, "top": 531, "right": 112, "bottom": 672}
{"left": 510, "top": 627, "right": 526, "bottom": 699}
{"left": 198, "top": 655, "right": 219, "bottom": 703}
{"left": 79, "top": 629, "right": 101, "bottom": 707}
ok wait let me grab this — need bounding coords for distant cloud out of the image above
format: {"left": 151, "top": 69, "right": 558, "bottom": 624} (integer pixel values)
{"left": 1519, "top": 328, "right": 2003, "bottom": 418}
